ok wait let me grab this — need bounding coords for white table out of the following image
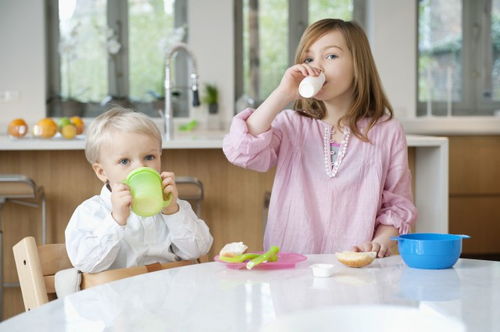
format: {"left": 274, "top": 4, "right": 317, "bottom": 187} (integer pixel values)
{"left": 4, "top": 255, "right": 495, "bottom": 331}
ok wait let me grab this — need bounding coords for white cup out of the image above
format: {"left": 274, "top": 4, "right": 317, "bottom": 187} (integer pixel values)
{"left": 299, "top": 72, "right": 326, "bottom": 98}
{"left": 311, "top": 263, "right": 335, "bottom": 278}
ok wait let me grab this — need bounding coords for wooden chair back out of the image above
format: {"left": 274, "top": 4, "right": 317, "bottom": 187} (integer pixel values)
{"left": 13, "top": 236, "right": 71, "bottom": 310}
{"left": 176, "top": 176, "right": 203, "bottom": 215}
{"left": 13, "top": 236, "right": 198, "bottom": 311}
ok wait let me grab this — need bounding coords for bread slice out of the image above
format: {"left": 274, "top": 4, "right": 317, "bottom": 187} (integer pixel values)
{"left": 335, "top": 251, "right": 377, "bottom": 268}
{"left": 219, "top": 242, "right": 248, "bottom": 258}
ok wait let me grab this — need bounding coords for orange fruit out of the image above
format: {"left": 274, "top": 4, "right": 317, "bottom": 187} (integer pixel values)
{"left": 61, "top": 124, "right": 77, "bottom": 139}
{"left": 70, "top": 116, "right": 85, "bottom": 135}
{"left": 33, "top": 118, "right": 58, "bottom": 139}
{"left": 8, "top": 118, "right": 28, "bottom": 137}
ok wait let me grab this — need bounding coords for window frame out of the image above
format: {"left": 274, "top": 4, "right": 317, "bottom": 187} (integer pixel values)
{"left": 417, "top": 0, "right": 500, "bottom": 116}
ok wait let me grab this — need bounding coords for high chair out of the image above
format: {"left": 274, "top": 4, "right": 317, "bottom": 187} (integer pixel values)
{"left": 12, "top": 236, "right": 199, "bottom": 312}
{"left": 176, "top": 176, "right": 204, "bottom": 216}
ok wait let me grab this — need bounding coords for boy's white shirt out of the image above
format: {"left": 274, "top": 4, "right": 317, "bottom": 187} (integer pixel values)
{"left": 65, "top": 185, "right": 213, "bottom": 273}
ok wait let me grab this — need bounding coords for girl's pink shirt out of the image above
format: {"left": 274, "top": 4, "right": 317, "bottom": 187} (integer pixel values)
{"left": 223, "top": 109, "right": 417, "bottom": 254}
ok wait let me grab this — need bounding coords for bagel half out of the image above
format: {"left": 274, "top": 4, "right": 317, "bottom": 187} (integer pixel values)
{"left": 335, "top": 251, "right": 377, "bottom": 268}
{"left": 219, "top": 242, "right": 248, "bottom": 258}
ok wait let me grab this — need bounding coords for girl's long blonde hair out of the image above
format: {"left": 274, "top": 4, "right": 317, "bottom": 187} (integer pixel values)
{"left": 294, "top": 19, "right": 393, "bottom": 141}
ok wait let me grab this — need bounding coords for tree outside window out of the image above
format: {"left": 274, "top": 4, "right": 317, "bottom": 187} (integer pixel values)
{"left": 418, "top": 0, "right": 500, "bottom": 116}
{"left": 238, "top": 0, "right": 355, "bottom": 106}
{"left": 47, "top": 0, "right": 188, "bottom": 118}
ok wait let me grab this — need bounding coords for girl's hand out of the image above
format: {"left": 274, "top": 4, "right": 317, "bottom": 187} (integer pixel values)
{"left": 352, "top": 225, "right": 399, "bottom": 258}
{"left": 352, "top": 241, "right": 391, "bottom": 258}
{"left": 276, "top": 64, "right": 322, "bottom": 100}
{"left": 110, "top": 183, "right": 132, "bottom": 225}
{"left": 160, "top": 171, "right": 179, "bottom": 215}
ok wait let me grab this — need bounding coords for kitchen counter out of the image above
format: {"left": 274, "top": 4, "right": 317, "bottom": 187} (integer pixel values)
{"left": 401, "top": 116, "right": 500, "bottom": 135}
{"left": 0, "top": 130, "right": 229, "bottom": 150}
{"left": 0, "top": 131, "right": 449, "bottom": 237}
{"left": 3, "top": 115, "right": 499, "bottom": 147}
{"left": 0, "top": 132, "right": 445, "bottom": 150}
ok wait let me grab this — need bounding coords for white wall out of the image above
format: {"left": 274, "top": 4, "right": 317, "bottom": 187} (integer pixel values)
{"left": 367, "top": 0, "right": 417, "bottom": 119}
{"left": 188, "top": 0, "right": 234, "bottom": 129}
{"left": 0, "top": 0, "right": 416, "bottom": 130}
{"left": 0, "top": 0, "right": 46, "bottom": 129}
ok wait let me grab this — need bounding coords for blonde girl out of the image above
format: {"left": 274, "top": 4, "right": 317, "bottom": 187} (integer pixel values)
{"left": 223, "top": 19, "right": 417, "bottom": 256}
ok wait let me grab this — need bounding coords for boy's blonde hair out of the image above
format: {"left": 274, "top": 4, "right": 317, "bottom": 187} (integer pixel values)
{"left": 294, "top": 18, "right": 393, "bottom": 142}
{"left": 85, "top": 107, "right": 162, "bottom": 164}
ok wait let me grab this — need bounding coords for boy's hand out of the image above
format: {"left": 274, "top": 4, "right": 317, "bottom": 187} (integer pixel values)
{"left": 110, "top": 183, "right": 132, "bottom": 225}
{"left": 160, "top": 171, "right": 179, "bottom": 215}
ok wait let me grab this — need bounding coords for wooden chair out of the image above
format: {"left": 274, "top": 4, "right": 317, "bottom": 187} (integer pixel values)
{"left": 13, "top": 236, "right": 198, "bottom": 312}
{"left": 0, "top": 175, "right": 47, "bottom": 318}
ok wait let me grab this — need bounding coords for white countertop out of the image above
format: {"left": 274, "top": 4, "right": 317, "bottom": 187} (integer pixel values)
{"left": 1, "top": 255, "right": 499, "bottom": 331}
{"left": 401, "top": 116, "right": 500, "bottom": 135}
{"left": 0, "top": 132, "right": 447, "bottom": 150}
{"left": 0, "top": 130, "right": 227, "bottom": 150}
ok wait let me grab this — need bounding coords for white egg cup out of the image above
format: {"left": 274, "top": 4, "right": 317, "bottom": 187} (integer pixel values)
{"left": 311, "top": 263, "right": 335, "bottom": 278}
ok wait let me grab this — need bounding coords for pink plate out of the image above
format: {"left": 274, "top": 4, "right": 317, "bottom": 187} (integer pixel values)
{"left": 214, "top": 252, "right": 308, "bottom": 270}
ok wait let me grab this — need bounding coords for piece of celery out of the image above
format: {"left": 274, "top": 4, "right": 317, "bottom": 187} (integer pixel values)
{"left": 219, "top": 253, "right": 260, "bottom": 263}
{"left": 246, "top": 246, "right": 280, "bottom": 270}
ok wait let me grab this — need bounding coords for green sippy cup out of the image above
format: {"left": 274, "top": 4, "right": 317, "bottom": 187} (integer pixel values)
{"left": 122, "top": 167, "right": 172, "bottom": 217}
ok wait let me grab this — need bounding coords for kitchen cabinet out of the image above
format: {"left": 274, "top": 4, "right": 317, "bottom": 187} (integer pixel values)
{"left": 449, "top": 136, "right": 500, "bottom": 255}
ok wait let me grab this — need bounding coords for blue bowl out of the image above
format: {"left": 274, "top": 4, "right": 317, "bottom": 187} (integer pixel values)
{"left": 391, "top": 233, "right": 471, "bottom": 269}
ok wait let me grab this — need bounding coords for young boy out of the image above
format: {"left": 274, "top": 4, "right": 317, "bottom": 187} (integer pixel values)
{"left": 65, "top": 107, "right": 213, "bottom": 273}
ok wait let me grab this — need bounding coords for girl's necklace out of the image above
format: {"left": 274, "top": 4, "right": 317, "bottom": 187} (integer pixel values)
{"left": 323, "top": 124, "right": 350, "bottom": 178}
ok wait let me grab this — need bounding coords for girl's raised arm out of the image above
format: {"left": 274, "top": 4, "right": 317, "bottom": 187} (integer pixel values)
{"left": 246, "top": 64, "right": 321, "bottom": 135}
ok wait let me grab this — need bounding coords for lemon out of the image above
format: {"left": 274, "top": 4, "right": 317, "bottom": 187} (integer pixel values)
{"left": 61, "top": 124, "right": 77, "bottom": 139}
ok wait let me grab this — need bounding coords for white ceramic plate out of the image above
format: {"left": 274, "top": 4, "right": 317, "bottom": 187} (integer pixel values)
{"left": 260, "top": 305, "right": 466, "bottom": 332}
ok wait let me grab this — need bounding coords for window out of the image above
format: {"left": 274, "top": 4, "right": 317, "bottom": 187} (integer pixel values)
{"left": 57, "top": 1, "right": 107, "bottom": 104}
{"left": 235, "top": 0, "right": 364, "bottom": 105}
{"left": 309, "top": 0, "right": 353, "bottom": 24}
{"left": 242, "top": 0, "right": 288, "bottom": 102}
{"left": 47, "top": 0, "right": 189, "bottom": 118}
{"left": 418, "top": 0, "right": 500, "bottom": 116}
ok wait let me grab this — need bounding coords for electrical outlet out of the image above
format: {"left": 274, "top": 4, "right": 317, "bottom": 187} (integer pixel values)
{"left": 0, "top": 90, "right": 20, "bottom": 103}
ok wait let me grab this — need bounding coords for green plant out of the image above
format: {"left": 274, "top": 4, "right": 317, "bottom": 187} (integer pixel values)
{"left": 202, "top": 84, "right": 218, "bottom": 105}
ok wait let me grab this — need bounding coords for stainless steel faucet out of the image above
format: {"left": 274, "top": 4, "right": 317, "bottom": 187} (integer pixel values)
{"left": 160, "top": 42, "right": 200, "bottom": 141}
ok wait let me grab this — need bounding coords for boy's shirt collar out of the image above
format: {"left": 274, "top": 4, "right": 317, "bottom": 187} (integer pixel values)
{"left": 100, "top": 184, "right": 113, "bottom": 211}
